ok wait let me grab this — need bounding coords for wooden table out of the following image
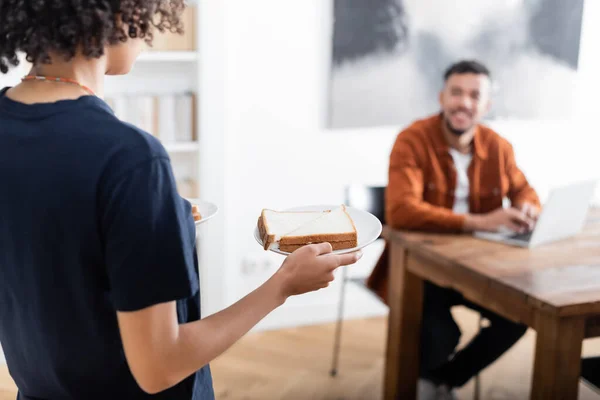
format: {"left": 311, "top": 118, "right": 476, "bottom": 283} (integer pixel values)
{"left": 383, "top": 211, "right": 600, "bottom": 400}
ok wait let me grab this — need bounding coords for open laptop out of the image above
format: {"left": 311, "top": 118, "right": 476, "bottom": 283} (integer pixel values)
{"left": 474, "top": 179, "right": 597, "bottom": 248}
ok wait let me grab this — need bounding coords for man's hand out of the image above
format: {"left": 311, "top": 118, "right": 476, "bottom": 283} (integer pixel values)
{"left": 464, "top": 207, "right": 535, "bottom": 233}
{"left": 519, "top": 202, "right": 540, "bottom": 221}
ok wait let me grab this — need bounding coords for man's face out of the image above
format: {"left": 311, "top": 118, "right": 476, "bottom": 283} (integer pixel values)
{"left": 439, "top": 73, "right": 491, "bottom": 135}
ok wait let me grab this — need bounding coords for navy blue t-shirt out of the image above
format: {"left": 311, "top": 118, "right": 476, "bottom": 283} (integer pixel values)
{"left": 0, "top": 88, "right": 214, "bottom": 399}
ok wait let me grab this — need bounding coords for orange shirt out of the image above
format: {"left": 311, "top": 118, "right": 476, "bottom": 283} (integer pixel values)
{"left": 367, "top": 113, "right": 540, "bottom": 303}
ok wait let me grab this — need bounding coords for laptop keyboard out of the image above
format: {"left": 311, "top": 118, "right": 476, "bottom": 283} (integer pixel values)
{"left": 509, "top": 231, "right": 533, "bottom": 242}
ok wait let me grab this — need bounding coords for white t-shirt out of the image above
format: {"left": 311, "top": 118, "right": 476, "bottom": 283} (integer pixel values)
{"left": 449, "top": 148, "right": 472, "bottom": 214}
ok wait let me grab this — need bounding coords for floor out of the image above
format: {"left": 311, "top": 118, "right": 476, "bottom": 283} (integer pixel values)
{"left": 1, "top": 309, "right": 599, "bottom": 399}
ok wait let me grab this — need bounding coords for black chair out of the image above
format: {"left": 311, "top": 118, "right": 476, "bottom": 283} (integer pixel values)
{"left": 581, "top": 356, "right": 600, "bottom": 395}
{"left": 329, "top": 185, "right": 386, "bottom": 377}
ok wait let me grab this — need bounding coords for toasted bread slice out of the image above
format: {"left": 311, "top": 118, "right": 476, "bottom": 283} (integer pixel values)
{"left": 258, "top": 205, "right": 357, "bottom": 251}
{"left": 258, "top": 209, "right": 328, "bottom": 250}
{"left": 279, "top": 205, "right": 357, "bottom": 245}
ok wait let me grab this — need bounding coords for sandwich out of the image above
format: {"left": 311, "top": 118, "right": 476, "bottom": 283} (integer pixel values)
{"left": 257, "top": 205, "right": 357, "bottom": 252}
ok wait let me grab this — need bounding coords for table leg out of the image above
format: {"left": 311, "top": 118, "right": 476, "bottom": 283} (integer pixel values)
{"left": 384, "top": 248, "right": 424, "bottom": 400}
{"left": 531, "top": 313, "right": 585, "bottom": 400}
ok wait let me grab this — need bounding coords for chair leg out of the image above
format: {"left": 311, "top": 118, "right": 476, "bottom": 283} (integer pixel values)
{"left": 473, "top": 314, "right": 484, "bottom": 400}
{"left": 330, "top": 267, "right": 348, "bottom": 377}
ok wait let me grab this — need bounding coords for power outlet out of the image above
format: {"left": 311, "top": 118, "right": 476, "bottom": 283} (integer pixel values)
{"left": 241, "top": 258, "right": 258, "bottom": 275}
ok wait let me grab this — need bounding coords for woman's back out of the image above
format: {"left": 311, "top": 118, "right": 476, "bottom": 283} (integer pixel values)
{"left": 0, "top": 88, "right": 213, "bottom": 399}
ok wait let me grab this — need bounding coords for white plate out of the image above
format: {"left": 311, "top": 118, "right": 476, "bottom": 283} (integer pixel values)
{"left": 254, "top": 204, "right": 382, "bottom": 256}
{"left": 186, "top": 198, "right": 219, "bottom": 226}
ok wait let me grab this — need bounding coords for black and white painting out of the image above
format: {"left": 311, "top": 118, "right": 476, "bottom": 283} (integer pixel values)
{"left": 328, "top": 0, "right": 585, "bottom": 129}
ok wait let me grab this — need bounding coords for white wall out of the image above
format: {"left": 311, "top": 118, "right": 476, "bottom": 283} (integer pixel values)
{"left": 220, "top": 0, "right": 393, "bottom": 329}
{"left": 213, "top": 0, "right": 600, "bottom": 331}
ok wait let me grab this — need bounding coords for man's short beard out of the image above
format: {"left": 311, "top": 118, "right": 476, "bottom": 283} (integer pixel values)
{"left": 445, "top": 117, "right": 469, "bottom": 136}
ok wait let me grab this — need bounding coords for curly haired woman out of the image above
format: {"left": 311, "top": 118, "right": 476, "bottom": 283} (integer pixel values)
{"left": 0, "top": 1, "right": 362, "bottom": 399}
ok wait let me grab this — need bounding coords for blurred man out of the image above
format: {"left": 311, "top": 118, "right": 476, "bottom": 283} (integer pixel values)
{"left": 367, "top": 60, "right": 540, "bottom": 399}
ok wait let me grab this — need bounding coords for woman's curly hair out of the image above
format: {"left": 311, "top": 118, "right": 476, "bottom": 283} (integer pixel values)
{"left": 0, "top": 0, "right": 186, "bottom": 74}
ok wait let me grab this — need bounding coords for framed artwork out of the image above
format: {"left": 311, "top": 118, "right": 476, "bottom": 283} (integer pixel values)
{"left": 328, "top": 0, "right": 585, "bottom": 129}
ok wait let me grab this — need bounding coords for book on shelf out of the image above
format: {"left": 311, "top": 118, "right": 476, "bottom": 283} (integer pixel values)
{"left": 106, "top": 97, "right": 128, "bottom": 122}
{"left": 156, "top": 94, "right": 177, "bottom": 143}
{"left": 103, "top": 93, "right": 197, "bottom": 146}
{"left": 145, "top": 6, "right": 196, "bottom": 52}
{"left": 128, "top": 95, "right": 156, "bottom": 136}
{"left": 175, "top": 93, "right": 194, "bottom": 143}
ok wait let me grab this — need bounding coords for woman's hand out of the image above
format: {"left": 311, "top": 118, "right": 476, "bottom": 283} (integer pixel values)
{"left": 272, "top": 242, "right": 363, "bottom": 300}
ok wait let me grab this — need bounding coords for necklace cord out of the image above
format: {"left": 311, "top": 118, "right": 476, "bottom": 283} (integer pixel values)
{"left": 21, "top": 75, "right": 96, "bottom": 97}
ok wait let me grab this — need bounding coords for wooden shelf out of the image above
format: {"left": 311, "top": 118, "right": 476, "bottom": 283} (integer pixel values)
{"left": 164, "top": 141, "right": 199, "bottom": 153}
{"left": 137, "top": 51, "right": 198, "bottom": 62}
